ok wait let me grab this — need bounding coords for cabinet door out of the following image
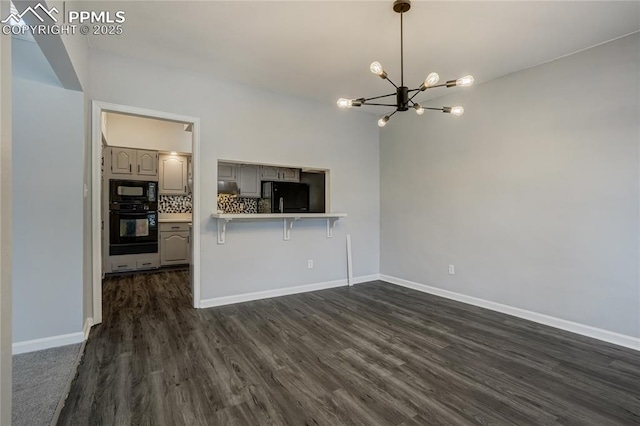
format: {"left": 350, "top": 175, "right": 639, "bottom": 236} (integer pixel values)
{"left": 279, "top": 168, "right": 300, "bottom": 182}
{"left": 111, "top": 148, "right": 134, "bottom": 175}
{"left": 238, "top": 165, "right": 261, "bottom": 198}
{"left": 160, "top": 231, "right": 190, "bottom": 265}
{"left": 260, "top": 166, "right": 279, "bottom": 181}
{"left": 159, "top": 154, "right": 188, "bottom": 195}
{"left": 218, "top": 163, "right": 237, "bottom": 182}
{"left": 137, "top": 150, "right": 157, "bottom": 177}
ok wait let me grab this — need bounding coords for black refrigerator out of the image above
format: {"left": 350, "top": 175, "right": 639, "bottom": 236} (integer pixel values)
{"left": 262, "top": 181, "right": 310, "bottom": 213}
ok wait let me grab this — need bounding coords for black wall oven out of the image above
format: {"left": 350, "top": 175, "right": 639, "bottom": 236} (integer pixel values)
{"left": 109, "top": 180, "right": 159, "bottom": 256}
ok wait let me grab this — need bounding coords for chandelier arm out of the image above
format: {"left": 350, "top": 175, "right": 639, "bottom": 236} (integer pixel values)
{"left": 363, "top": 92, "right": 397, "bottom": 102}
{"left": 363, "top": 103, "right": 399, "bottom": 107}
{"left": 423, "top": 83, "right": 448, "bottom": 89}
{"left": 384, "top": 77, "right": 399, "bottom": 89}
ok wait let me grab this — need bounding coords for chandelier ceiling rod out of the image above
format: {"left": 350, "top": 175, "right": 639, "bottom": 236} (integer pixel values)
{"left": 336, "top": 0, "right": 475, "bottom": 127}
{"left": 400, "top": 10, "right": 404, "bottom": 87}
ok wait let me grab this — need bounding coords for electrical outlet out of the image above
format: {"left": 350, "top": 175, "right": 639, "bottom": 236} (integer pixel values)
{"left": 448, "top": 264, "right": 455, "bottom": 275}
{"left": 308, "top": 259, "right": 314, "bottom": 269}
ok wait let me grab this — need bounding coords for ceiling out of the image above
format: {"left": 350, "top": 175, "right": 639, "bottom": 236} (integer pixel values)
{"left": 84, "top": 1, "right": 640, "bottom": 107}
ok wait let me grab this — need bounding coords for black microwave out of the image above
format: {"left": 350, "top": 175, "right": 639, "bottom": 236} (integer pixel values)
{"left": 109, "top": 179, "right": 157, "bottom": 205}
{"left": 262, "top": 181, "right": 309, "bottom": 213}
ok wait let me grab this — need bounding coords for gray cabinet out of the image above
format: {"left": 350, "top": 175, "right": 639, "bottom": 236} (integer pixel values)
{"left": 160, "top": 224, "right": 190, "bottom": 266}
{"left": 218, "top": 162, "right": 237, "bottom": 182}
{"left": 260, "top": 166, "right": 300, "bottom": 182}
{"left": 137, "top": 150, "right": 157, "bottom": 176}
{"left": 238, "top": 165, "right": 261, "bottom": 198}
{"left": 108, "top": 147, "right": 158, "bottom": 179}
{"left": 279, "top": 167, "right": 300, "bottom": 182}
{"left": 159, "top": 154, "right": 188, "bottom": 195}
{"left": 260, "top": 166, "right": 279, "bottom": 181}
{"left": 110, "top": 147, "right": 135, "bottom": 175}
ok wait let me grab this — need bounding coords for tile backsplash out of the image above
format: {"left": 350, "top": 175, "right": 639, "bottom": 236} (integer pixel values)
{"left": 159, "top": 194, "right": 192, "bottom": 213}
{"left": 217, "top": 194, "right": 258, "bottom": 214}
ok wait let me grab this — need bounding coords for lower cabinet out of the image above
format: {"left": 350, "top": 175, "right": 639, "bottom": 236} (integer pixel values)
{"left": 109, "top": 255, "right": 159, "bottom": 273}
{"left": 160, "top": 222, "right": 191, "bottom": 266}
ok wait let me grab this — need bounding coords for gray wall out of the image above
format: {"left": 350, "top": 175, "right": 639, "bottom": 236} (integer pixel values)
{"left": 0, "top": 0, "right": 13, "bottom": 418}
{"left": 380, "top": 33, "right": 640, "bottom": 338}
{"left": 89, "top": 50, "right": 380, "bottom": 300}
{"left": 12, "top": 76, "right": 84, "bottom": 342}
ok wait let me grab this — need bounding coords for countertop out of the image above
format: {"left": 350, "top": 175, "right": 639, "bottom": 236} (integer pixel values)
{"left": 211, "top": 213, "right": 347, "bottom": 220}
{"left": 159, "top": 213, "right": 192, "bottom": 223}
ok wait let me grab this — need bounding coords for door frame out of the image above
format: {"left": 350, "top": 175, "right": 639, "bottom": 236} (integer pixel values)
{"left": 91, "top": 101, "right": 201, "bottom": 324}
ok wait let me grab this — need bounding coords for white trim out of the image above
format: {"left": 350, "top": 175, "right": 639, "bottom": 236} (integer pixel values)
{"left": 12, "top": 332, "right": 85, "bottom": 355}
{"left": 91, "top": 101, "right": 202, "bottom": 322}
{"left": 90, "top": 102, "right": 102, "bottom": 324}
{"left": 380, "top": 274, "right": 640, "bottom": 351}
{"left": 346, "top": 234, "right": 353, "bottom": 286}
{"left": 351, "top": 274, "right": 380, "bottom": 285}
{"left": 83, "top": 317, "right": 93, "bottom": 340}
{"left": 200, "top": 275, "right": 375, "bottom": 309}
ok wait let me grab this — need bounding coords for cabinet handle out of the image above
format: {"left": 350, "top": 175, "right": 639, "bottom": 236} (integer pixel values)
{"left": 187, "top": 235, "right": 190, "bottom": 244}
{"left": 171, "top": 226, "right": 180, "bottom": 229}
{"left": 184, "top": 185, "right": 187, "bottom": 193}
{"left": 138, "top": 164, "right": 140, "bottom": 173}
{"left": 129, "top": 164, "right": 132, "bottom": 172}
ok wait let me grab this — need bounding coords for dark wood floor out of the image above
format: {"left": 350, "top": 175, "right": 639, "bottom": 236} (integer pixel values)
{"left": 58, "top": 271, "right": 640, "bottom": 425}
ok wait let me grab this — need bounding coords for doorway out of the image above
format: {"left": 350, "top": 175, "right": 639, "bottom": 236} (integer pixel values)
{"left": 91, "top": 101, "right": 201, "bottom": 324}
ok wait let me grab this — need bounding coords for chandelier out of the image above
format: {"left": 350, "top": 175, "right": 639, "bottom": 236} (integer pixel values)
{"left": 337, "top": 0, "right": 474, "bottom": 127}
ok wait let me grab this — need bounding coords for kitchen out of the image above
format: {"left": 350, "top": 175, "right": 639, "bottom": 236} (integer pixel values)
{"left": 101, "top": 112, "right": 193, "bottom": 276}
{"left": 213, "top": 161, "right": 347, "bottom": 245}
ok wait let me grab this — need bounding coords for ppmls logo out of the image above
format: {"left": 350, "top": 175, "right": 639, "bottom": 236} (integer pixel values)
{"left": 2, "top": 2, "right": 126, "bottom": 36}
{"left": 1, "top": 3, "right": 58, "bottom": 24}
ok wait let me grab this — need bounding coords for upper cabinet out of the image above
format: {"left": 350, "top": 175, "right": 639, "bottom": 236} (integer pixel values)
{"left": 217, "top": 162, "right": 302, "bottom": 197}
{"left": 218, "top": 163, "right": 237, "bottom": 182}
{"left": 260, "top": 166, "right": 300, "bottom": 182}
{"left": 137, "top": 150, "right": 158, "bottom": 176}
{"left": 279, "top": 168, "right": 300, "bottom": 182}
{"left": 238, "top": 165, "right": 261, "bottom": 198}
{"left": 159, "top": 154, "right": 188, "bottom": 195}
{"left": 260, "top": 166, "right": 279, "bottom": 181}
{"left": 110, "top": 147, "right": 135, "bottom": 175}
{"left": 109, "top": 147, "right": 158, "bottom": 179}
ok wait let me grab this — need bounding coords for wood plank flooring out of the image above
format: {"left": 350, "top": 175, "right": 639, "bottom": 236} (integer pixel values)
{"left": 58, "top": 270, "right": 640, "bottom": 425}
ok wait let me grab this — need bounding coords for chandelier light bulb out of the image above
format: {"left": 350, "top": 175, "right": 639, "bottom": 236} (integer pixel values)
{"left": 378, "top": 116, "right": 389, "bottom": 127}
{"left": 451, "top": 106, "right": 464, "bottom": 116}
{"left": 370, "top": 61, "right": 384, "bottom": 76}
{"left": 456, "top": 75, "right": 475, "bottom": 87}
{"left": 424, "top": 72, "right": 440, "bottom": 87}
{"left": 414, "top": 104, "right": 425, "bottom": 115}
{"left": 337, "top": 98, "right": 352, "bottom": 108}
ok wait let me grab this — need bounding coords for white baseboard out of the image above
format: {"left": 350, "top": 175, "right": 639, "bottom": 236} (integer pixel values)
{"left": 380, "top": 274, "right": 640, "bottom": 352}
{"left": 200, "top": 275, "right": 377, "bottom": 309}
{"left": 12, "top": 331, "right": 85, "bottom": 355}
{"left": 351, "top": 274, "right": 381, "bottom": 285}
{"left": 83, "top": 317, "right": 94, "bottom": 340}
{"left": 13, "top": 318, "right": 94, "bottom": 355}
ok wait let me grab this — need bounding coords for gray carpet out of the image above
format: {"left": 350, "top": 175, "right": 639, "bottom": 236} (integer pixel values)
{"left": 12, "top": 343, "right": 82, "bottom": 426}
